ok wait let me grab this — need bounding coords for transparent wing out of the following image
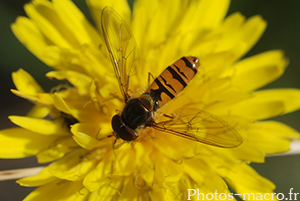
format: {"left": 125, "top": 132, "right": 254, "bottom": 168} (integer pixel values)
{"left": 101, "top": 6, "right": 139, "bottom": 102}
{"left": 152, "top": 108, "right": 243, "bottom": 148}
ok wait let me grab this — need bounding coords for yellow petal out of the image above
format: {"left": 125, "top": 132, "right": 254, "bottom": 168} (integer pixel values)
{"left": 54, "top": 93, "right": 103, "bottom": 125}
{"left": 254, "top": 88, "right": 300, "bottom": 114}
{"left": 17, "top": 167, "right": 56, "bottom": 187}
{"left": 12, "top": 69, "right": 44, "bottom": 94}
{"left": 229, "top": 89, "right": 300, "bottom": 120}
{"left": 48, "top": 149, "right": 96, "bottom": 181}
{"left": 36, "top": 137, "right": 78, "bottom": 163}
{"left": 167, "top": 76, "right": 250, "bottom": 115}
{"left": 132, "top": 141, "right": 155, "bottom": 173}
{"left": 230, "top": 50, "right": 288, "bottom": 91}
{"left": 24, "top": 0, "right": 72, "bottom": 48}
{"left": 207, "top": 12, "right": 245, "bottom": 57}
{"left": 237, "top": 15, "right": 267, "bottom": 57}
{"left": 232, "top": 101, "right": 283, "bottom": 120}
{"left": 52, "top": 93, "right": 73, "bottom": 114}
{"left": 46, "top": 70, "right": 92, "bottom": 95}
{"left": 83, "top": 168, "right": 105, "bottom": 192}
{"left": 185, "top": 158, "right": 227, "bottom": 191}
{"left": 89, "top": 179, "right": 122, "bottom": 201}
{"left": 193, "top": 0, "right": 230, "bottom": 29}
{"left": 118, "top": 177, "right": 138, "bottom": 201}
{"left": 52, "top": 0, "right": 102, "bottom": 45}
{"left": 219, "top": 163, "right": 275, "bottom": 195}
{"left": 248, "top": 133, "right": 291, "bottom": 156}
{"left": 221, "top": 12, "right": 246, "bottom": 36}
{"left": 0, "top": 128, "right": 59, "bottom": 158}
{"left": 113, "top": 145, "right": 138, "bottom": 176}
{"left": 243, "top": 121, "right": 300, "bottom": 155}
{"left": 199, "top": 52, "right": 238, "bottom": 78}
{"left": 83, "top": 155, "right": 113, "bottom": 192}
{"left": 11, "top": 89, "right": 52, "bottom": 105}
{"left": 33, "top": 45, "right": 95, "bottom": 71}
{"left": 71, "top": 122, "right": 111, "bottom": 138}
{"left": 9, "top": 116, "right": 69, "bottom": 136}
{"left": 87, "top": 0, "right": 131, "bottom": 30}
{"left": 140, "top": 0, "right": 181, "bottom": 50}
{"left": 71, "top": 122, "right": 98, "bottom": 137}
{"left": 72, "top": 131, "right": 111, "bottom": 150}
{"left": 252, "top": 121, "right": 300, "bottom": 140}
{"left": 27, "top": 105, "right": 52, "bottom": 118}
{"left": 136, "top": 158, "right": 155, "bottom": 185}
{"left": 213, "top": 15, "right": 266, "bottom": 60}
{"left": 11, "top": 17, "right": 50, "bottom": 65}
{"left": 232, "top": 143, "right": 265, "bottom": 163}
{"left": 189, "top": 13, "right": 266, "bottom": 66}
{"left": 151, "top": 187, "right": 165, "bottom": 201}
{"left": 36, "top": 45, "right": 77, "bottom": 69}
{"left": 23, "top": 180, "right": 89, "bottom": 201}
{"left": 40, "top": 45, "right": 109, "bottom": 77}
{"left": 132, "top": 0, "right": 160, "bottom": 50}
{"left": 231, "top": 88, "right": 300, "bottom": 120}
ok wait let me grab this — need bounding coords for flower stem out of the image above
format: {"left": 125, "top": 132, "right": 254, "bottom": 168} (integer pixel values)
{"left": 0, "top": 166, "right": 43, "bottom": 181}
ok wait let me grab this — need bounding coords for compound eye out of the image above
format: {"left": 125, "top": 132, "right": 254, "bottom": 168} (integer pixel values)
{"left": 111, "top": 115, "right": 138, "bottom": 141}
{"left": 112, "top": 115, "right": 122, "bottom": 132}
{"left": 119, "top": 124, "right": 138, "bottom": 141}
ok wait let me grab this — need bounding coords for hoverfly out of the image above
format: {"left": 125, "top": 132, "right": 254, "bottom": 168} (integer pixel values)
{"left": 101, "top": 7, "right": 242, "bottom": 148}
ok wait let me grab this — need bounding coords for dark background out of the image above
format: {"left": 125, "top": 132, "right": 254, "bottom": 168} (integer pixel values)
{"left": 0, "top": 0, "right": 299, "bottom": 200}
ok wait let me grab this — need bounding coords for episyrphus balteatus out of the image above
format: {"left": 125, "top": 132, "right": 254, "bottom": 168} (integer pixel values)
{"left": 101, "top": 7, "right": 243, "bottom": 148}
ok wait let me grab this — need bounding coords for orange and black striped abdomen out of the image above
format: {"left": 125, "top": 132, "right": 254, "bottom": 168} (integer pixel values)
{"left": 145, "top": 56, "right": 200, "bottom": 109}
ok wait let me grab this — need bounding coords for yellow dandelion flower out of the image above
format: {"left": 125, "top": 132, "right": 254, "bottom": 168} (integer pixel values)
{"left": 1, "top": 0, "right": 300, "bottom": 200}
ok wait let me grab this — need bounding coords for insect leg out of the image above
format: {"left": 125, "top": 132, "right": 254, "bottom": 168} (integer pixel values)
{"left": 162, "top": 113, "right": 174, "bottom": 119}
{"left": 148, "top": 72, "right": 155, "bottom": 87}
{"left": 152, "top": 113, "right": 175, "bottom": 126}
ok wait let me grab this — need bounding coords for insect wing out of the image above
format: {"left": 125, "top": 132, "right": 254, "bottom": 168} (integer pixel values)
{"left": 153, "top": 108, "right": 243, "bottom": 148}
{"left": 101, "top": 7, "right": 139, "bottom": 102}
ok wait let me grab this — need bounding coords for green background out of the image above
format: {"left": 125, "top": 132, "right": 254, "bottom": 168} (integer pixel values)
{"left": 0, "top": 0, "right": 299, "bottom": 200}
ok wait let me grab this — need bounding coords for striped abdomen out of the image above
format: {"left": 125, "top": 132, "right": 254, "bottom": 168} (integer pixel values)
{"left": 144, "top": 56, "right": 200, "bottom": 109}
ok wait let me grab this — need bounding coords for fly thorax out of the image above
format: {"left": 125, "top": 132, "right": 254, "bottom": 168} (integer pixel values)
{"left": 138, "top": 94, "right": 156, "bottom": 111}
{"left": 121, "top": 98, "right": 151, "bottom": 130}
